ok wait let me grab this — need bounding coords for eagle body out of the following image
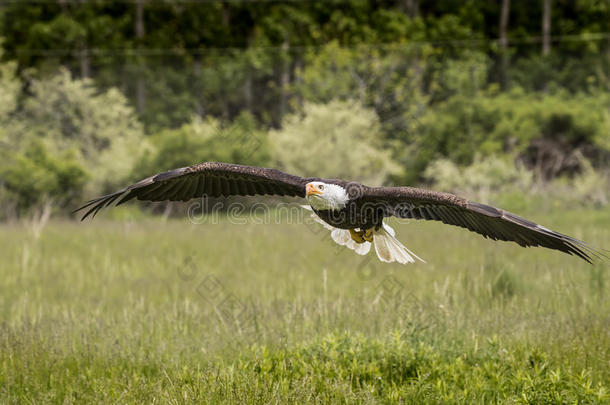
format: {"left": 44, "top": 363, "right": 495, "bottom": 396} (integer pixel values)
{"left": 76, "top": 162, "right": 605, "bottom": 265}
{"left": 311, "top": 197, "right": 386, "bottom": 231}
{"left": 305, "top": 181, "right": 386, "bottom": 230}
{"left": 311, "top": 205, "right": 382, "bottom": 231}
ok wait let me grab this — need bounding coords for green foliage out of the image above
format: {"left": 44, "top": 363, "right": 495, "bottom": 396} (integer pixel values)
{"left": 271, "top": 100, "right": 401, "bottom": 184}
{"left": 0, "top": 56, "right": 18, "bottom": 120}
{"left": 424, "top": 155, "right": 610, "bottom": 210}
{"left": 0, "top": 141, "right": 87, "bottom": 213}
{"left": 297, "top": 42, "right": 429, "bottom": 143}
{"left": 424, "top": 155, "right": 533, "bottom": 204}
{"left": 1, "top": 2, "right": 610, "bottom": 213}
{"left": 568, "top": 160, "right": 610, "bottom": 207}
{"left": 543, "top": 160, "right": 610, "bottom": 209}
{"left": 242, "top": 332, "right": 606, "bottom": 403}
{"left": 429, "top": 50, "right": 491, "bottom": 100}
{"left": 0, "top": 67, "right": 146, "bottom": 215}
{"left": 411, "top": 89, "right": 610, "bottom": 182}
{"left": 2, "top": 0, "right": 609, "bottom": 132}
{"left": 135, "top": 112, "right": 270, "bottom": 177}
{"left": 13, "top": 69, "right": 146, "bottom": 193}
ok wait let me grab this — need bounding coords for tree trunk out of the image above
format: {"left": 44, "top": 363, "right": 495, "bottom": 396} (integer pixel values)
{"left": 80, "top": 46, "right": 90, "bottom": 78}
{"left": 542, "top": 0, "right": 551, "bottom": 56}
{"left": 221, "top": 2, "right": 231, "bottom": 119}
{"left": 135, "top": 0, "right": 146, "bottom": 115}
{"left": 607, "top": 37, "right": 610, "bottom": 91}
{"left": 136, "top": 75, "right": 146, "bottom": 116}
{"left": 194, "top": 57, "right": 205, "bottom": 117}
{"left": 398, "top": 0, "right": 422, "bottom": 94}
{"left": 294, "top": 54, "right": 303, "bottom": 109}
{"left": 499, "top": 0, "right": 510, "bottom": 89}
{"left": 135, "top": 0, "right": 145, "bottom": 39}
{"left": 244, "top": 71, "right": 253, "bottom": 113}
{"left": 243, "top": 32, "right": 253, "bottom": 113}
{"left": 222, "top": 2, "right": 230, "bottom": 27}
{"left": 278, "top": 41, "right": 290, "bottom": 124}
{"left": 400, "top": 0, "right": 419, "bottom": 18}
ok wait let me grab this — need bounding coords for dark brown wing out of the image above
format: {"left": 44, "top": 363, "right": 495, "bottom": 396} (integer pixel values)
{"left": 359, "top": 186, "right": 605, "bottom": 263}
{"left": 75, "top": 162, "right": 309, "bottom": 220}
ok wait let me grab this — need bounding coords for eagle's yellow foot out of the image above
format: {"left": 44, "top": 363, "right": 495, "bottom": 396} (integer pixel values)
{"left": 362, "top": 228, "right": 374, "bottom": 243}
{"left": 349, "top": 229, "right": 366, "bottom": 244}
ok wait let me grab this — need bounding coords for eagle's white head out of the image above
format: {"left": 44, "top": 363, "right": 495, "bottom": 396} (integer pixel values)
{"left": 305, "top": 181, "right": 349, "bottom": 210}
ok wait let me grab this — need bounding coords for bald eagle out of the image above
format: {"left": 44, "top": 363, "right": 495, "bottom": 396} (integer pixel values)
{"left": 76, "top": 162, "right": 605, "bottom": 264}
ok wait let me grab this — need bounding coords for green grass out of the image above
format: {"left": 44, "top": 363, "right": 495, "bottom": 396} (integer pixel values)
{"left": 0, "top": 207, "right": 609, "bottom": 403}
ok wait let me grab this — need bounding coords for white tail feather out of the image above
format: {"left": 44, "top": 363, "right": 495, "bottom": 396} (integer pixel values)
{"left": 373, "top": 224, "right": 426, "bottom": 264}
{"left": 331, "top": 229, "right": 371, "bottom": 255}
{"left": 305, "top": 209, "right": 371, "bottom": 255}
{"left": 303, "top": 206, "right": 420, "bottom": 263}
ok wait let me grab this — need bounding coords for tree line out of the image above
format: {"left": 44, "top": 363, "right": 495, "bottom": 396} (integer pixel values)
{"left": 0, "top": 1, "right": 608, "bottom": 217}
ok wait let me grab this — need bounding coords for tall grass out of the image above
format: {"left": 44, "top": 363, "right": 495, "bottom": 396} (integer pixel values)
{"left": 0, "top": 207, "right": 608, "bottom": 403}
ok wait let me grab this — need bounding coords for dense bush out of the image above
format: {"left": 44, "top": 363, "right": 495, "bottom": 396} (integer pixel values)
{"left": 0, "top": 141, "right": 87, "bottom": 215}
{"left": 270, "top": 100, "right": 401, "bottom": 184}
{"left": 297, "top": 42, "right": 428, "bottom": 139}
{"left": 3, "top": 1, "right": 609, "bottom": 131}
{"left": 423, "top": 155, "right": 533, "bottom": 204}
{"left": 0, "top": 67, "right": 146, "bottom": 216}
{"left": 16, "top": 69, "right": 147, "bottom": 193}
{"left": 0, "top": 58, "right": 18, "bottom": 119}
{"left": 133, "top": 112, "right": 270, "bottom": 178}
{"left": 409, "top": 89, "right": 610, "bottom": 183}
{"left": 1, "top": 41, "right": 609, "bottom": 217}
{"left": 424, "top": 155, "right": 610, "bottom": 210}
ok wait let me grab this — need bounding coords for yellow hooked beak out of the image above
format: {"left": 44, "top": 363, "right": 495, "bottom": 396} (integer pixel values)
{"left": 306, "top": 183, "right": 323, "bottom": 196}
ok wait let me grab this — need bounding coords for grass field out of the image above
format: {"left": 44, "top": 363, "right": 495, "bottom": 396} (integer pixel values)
{"left": 1, "top": 206, "right": 609, "bottom": 403}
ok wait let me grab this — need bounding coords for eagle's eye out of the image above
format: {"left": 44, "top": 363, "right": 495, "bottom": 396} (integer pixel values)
{"left": 318, "top": 184, "right": 324, "bottom": 191}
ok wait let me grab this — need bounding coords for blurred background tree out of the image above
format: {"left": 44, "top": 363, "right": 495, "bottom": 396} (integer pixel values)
{"left": 0, "top": 0, "right": 608, "bottom": 218}
{"left": 134, "top": 112, "right": 270, "bottom": 178}
{"left": 0, "top": 67, "right": 146, "bottom": 218}
{"left": 271, "top": 100, "right": 401, "bottom": 185}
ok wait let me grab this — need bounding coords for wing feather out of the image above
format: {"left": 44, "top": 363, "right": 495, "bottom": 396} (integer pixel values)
{"left": 220, "top": 176, "right": 231, "bottom": 196}
{"left": 75, "top": 162, "right": 309, "bottom": 220}
{"left": 121, "top": 181, "right": 164, "bottom": 203}
{"left": 165, "top": 177, "right": 190, "bottom": 201}
{"left": 360, "top": 186, "right": 605, "bottom": 263}
{"left": 253, "top": 181, "right": 266, "bottom": 195}
{"left": 237, "top": 179, "right": 251, "bottom": 195}
{"left": 180, "top": 177, "right": 199, "bottom": 202}
{"left": 228, "top": 179, "right": 239, "bottom": 195}
{"left": 245, "top": 181, "right": 257, "bottom": 196}
{"left": 193, "top": 176, "right": 205, "bottom": 197}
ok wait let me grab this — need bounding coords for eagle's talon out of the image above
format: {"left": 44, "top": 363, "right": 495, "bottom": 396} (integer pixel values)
{"left": 349, "top": 229, "right": 366, "bottom": 244}
{"left": 363, "top": 229, "right": 374, "bottom": 242}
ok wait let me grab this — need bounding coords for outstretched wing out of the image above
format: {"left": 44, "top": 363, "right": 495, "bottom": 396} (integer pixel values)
{"left": 75, "top": 162, "right": 309, "bottom": 220}
{"left": 359, "top": 186, "right": 605, "bottom": 263}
